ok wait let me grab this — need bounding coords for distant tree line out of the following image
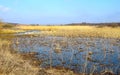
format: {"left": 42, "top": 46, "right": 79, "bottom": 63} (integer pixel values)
{"left": 66, "top": 22, "right": 120, "bottom": 27}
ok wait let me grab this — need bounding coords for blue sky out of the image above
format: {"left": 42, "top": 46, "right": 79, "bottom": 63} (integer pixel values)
{"left": 0, "top": 0, "right": 120, "bottom": 24}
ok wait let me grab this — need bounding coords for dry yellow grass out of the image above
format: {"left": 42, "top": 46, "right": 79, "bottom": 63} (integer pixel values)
{"left": 0, "top": 21, "right": 25, "bottom": 34}
{"left": 0, "top": 39, "right": 39, "bottom": 75}
{"left": 0, "top": 29, "right": 25, "bottom": 34}
{"left": 0, "top": 23, "right": 78, "bottom": 75}
{"left": 0, "top": 38, "right": 77, "bottom": 75}
{"left": 18, "top": 25, "right": 120, "bottom": 38}
{"left": 1, "top": 24, "right": 119, "bottom": 75}
{"left": 17, "top": 25, "right": 93, "bottom": 31}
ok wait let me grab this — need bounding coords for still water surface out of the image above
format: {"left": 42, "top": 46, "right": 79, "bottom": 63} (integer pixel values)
{"left": 13, "top": 35, "right": 120, "bottom": 74}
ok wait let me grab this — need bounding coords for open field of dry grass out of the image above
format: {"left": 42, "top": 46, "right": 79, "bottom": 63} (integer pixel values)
{"left": 17, "top": 25, "right": 120, "bottom": 38}
{"left": 0, "top": 29, "right": 25, "bottom": 34}
{"left": 1, "top": 24, "right": 120, "bottom": 39}
{"left": 0, "top": 24, "right": 120, "bottom": 75}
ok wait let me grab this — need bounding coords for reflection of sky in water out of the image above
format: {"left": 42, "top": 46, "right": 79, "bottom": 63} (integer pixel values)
{"left": 12, "top": 36, "right": 120, "bottom": 74}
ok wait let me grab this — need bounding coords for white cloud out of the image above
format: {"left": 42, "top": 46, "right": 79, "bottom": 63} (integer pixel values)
{"left": 0, "top": 5, "right": 10, "bottom": 12}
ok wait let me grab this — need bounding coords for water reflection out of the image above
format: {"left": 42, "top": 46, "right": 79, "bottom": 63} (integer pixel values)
{"left": 12, "top": 35, "right": 120, "bottom": 74}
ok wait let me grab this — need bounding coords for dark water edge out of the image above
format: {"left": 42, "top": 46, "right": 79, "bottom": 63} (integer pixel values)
{"left": 11, "top": 34, "right": 120, "bottom": 74}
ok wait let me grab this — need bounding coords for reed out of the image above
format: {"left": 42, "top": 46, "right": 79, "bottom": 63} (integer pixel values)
{"left": 18, "top": 25, "right": 120, "bottom": 38}
{"left": 0, "top": 39, "right": 40, "bottom": 75}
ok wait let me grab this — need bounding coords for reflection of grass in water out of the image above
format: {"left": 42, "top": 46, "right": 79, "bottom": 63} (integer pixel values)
{"left": 13, "top": 35, "right": 120, "bottom": 74}
{"left": 54, "top": 38, "right": 119, "bottom": 74}
{"left": 54, "top": 43, "right": 62, "bottom": 54}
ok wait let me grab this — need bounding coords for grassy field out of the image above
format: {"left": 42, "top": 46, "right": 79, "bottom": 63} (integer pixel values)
{"left": 0, "top": 23, "right": 77, "bottom": 75}
{"left": 0, "top": 28, "right": 25, "bottom": 34}
{"left": 17, "top": 25, "right": 120, "bottom": 38}
{"left": 0, "top": 24, "right": 120, "bottom": 75}
{"left": 1, "top": 24, "right": 120, "bottom": 39}
{"left": 0, "top": 38, "right": 40, "bottom": 75}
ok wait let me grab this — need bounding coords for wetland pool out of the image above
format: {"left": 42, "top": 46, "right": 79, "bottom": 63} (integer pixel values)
{"left": 12, "top": 35, "right": 120, "bottom": 74}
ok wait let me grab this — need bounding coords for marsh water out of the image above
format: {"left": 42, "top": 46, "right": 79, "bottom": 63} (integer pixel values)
{"left": 12, "top": 34, "right": 120, "bottom": 74}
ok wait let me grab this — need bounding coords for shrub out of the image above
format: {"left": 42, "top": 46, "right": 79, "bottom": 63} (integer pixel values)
{"left": 2, "top": 23, "right": 14, "bottom": 28}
